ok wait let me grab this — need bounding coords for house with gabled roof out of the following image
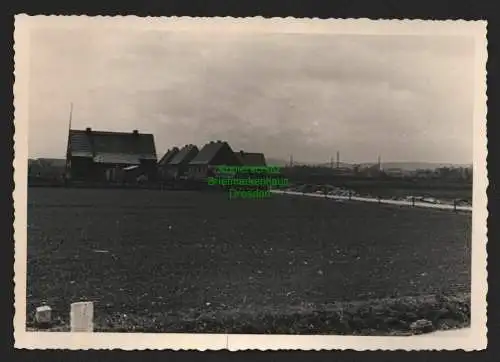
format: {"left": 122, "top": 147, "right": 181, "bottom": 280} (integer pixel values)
{"left": 235, "top": 151, "right": 267, "bottom": 167}
{"left": 165, "top": 144, "right": 199, "bottom": 179}
{"left": 188, "top": 140, "right": 242, "bottom": 180}
{"left": 159, "top": 147, "right": 180, "bottom": 166}
{"left": 66, "top": 127, "right": 157, "bottom": 182}
{"left": 158, "top": 147, "right": 180, "bottom": 180}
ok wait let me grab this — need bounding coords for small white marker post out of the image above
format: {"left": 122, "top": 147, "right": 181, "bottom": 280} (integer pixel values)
{"left": 35, "top": 305, "right": 52, "bottom": 326}
{"left": 70, "top": 301, "right": 94, "bottom": 332}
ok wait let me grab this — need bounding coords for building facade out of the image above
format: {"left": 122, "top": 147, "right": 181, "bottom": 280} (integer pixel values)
{"left": 158, "top": 147, "right": 180, "bottom": 180}
{"left": 164, "top": 144, "right": 199, "bottom": 180}
{"left": 66, "top": 128, "right": 158, "bottom": 183}
{"left": 188, "top": 141, "right": 242, "bottom": 180}
{"left": 235, "top": 150, "right": 267, "bottom": 167}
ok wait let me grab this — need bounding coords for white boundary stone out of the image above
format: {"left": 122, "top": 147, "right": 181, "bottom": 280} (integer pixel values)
{"left": 70, "top": 302, "right": 94, "bottom": 332}
{"left": 35, "top": 305, "right": 52, "bottom": 324}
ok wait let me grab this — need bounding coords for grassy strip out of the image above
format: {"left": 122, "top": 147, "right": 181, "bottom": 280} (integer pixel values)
{"left": 28, "top": 293, "right": 470, "bottom": 335}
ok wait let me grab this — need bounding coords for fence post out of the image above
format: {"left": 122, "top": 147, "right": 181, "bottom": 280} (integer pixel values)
{"left": 35, "top": 305, "right": 52, "bottom": 328}
{"left": 70, "top": 301, "right": 94, "bottom": 332}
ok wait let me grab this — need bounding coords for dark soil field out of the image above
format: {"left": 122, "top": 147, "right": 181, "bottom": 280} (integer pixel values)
{"left": 26, "top": 187, "right": 472, "bottom": 334}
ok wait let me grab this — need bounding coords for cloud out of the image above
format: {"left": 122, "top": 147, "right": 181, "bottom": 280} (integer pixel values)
{"left": 27, "top": 26, "right": 475, "bottom": 163}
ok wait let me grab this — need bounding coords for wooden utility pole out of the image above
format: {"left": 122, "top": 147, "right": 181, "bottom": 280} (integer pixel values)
{"left": 68, "top": 102, "right": 73, "bottom": 131}
{"left": 65, "top": 102, "right": 74, "bottom": 184}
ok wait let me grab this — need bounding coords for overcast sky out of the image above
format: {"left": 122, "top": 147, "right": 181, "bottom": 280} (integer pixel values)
{"left": 27, "top": 22, "right": 476, "bottom": 164}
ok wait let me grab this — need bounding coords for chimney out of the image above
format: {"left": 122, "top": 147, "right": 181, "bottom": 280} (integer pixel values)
{"left": 85, "top": 127, "right": 92, "bottom": 133}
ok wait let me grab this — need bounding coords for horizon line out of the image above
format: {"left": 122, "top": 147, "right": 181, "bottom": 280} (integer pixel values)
{"left": 27, "top": 154, "right": 473, "bottom": 166}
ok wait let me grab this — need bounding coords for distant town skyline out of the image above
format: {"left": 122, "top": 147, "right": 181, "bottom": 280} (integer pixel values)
{"left": 27, "top": 19, "right": 476, "bottom": 164}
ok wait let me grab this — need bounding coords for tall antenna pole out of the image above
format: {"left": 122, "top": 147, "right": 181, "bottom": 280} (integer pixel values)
{"left": 68, "top": 102, "right": 73, "bottom": 131}
{"left": 336, "top": 151, "right": 340, "bottom": 169}
{"left": 65, "top": 102, "right": 74, "bottom": 182}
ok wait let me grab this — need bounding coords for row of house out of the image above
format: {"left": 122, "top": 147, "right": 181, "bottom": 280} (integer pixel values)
{"left": 64, "top": 128, "right": 267, "bottom": 183}
{"left": 158, "top": 140, "right": 267, "bottom": 181}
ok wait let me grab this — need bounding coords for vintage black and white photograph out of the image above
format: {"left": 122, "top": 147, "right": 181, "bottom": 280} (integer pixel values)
{"left": 13, "top": 16, "right": 487, "bottom": 350}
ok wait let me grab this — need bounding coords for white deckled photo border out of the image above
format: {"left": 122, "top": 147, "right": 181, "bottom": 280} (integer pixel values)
{"left": 13, "top": 15, "right": 488, "bottom": 351}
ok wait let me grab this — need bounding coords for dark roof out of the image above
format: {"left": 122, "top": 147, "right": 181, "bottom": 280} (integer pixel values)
{"left": 68, "top": 129, "right": 157, "bottom": 164}
{"left": 235, "top": 151, "right": 267, "bottom": 166}
{"left": 158, "top": 147, "right": 180, "bottom": 166}
{"left": 168, "top": 144, "right": 199, "bottom": 165}
{"left": 189, "top": 141, "right": 238, "bottom": 165}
